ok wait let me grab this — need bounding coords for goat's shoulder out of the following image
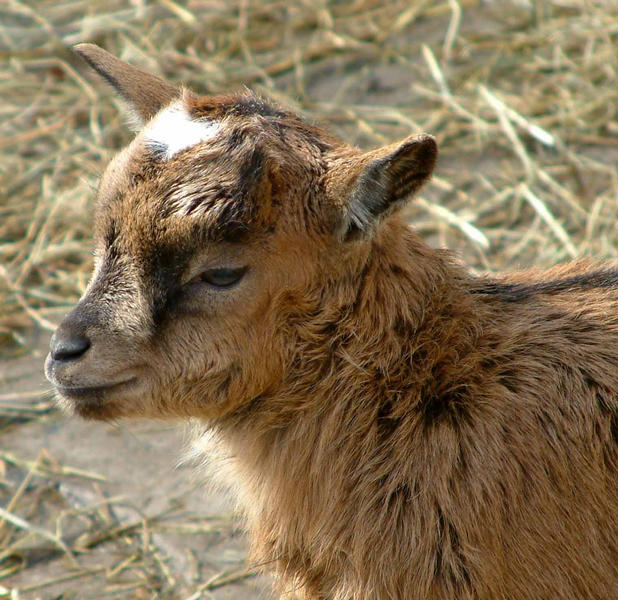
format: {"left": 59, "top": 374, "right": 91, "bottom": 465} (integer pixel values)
{"left": 468, "top": 260, "right": 618, "bottom": 305}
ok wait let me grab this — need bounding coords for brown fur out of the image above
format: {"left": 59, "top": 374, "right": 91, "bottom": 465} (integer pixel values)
{"left": 47, "top": 45, "right": 617, "bottom": 599}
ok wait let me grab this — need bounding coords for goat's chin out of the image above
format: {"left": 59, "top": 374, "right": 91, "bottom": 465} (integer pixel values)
{"left": 52, "top": 378, "right": 147, "bottom": 421}
{"left": 54, "top": 391, "right": 118, "bottom": 421}
{"left": 73, "top": 398, "right": 120, "bottom": 421}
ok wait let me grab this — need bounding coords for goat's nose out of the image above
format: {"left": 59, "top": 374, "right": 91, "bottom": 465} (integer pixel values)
{"left": 50, "top": 329, "right": 91, "bottom": 361}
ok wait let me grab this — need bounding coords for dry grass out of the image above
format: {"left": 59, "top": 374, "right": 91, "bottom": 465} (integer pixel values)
{"left": 1, "top": 0, "right": 617, "bottom": 597}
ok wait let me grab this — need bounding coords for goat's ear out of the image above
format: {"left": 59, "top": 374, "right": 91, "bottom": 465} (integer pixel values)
{"left": 73, "top": 43, "right": 180, "bottom": 128}
{"left": 329, "top": 135, "right": 437, "bottom": 240}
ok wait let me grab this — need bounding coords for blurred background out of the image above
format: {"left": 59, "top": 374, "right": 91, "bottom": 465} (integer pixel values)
{"left": 1, "top": 0, "right": 616, "bottom": 597}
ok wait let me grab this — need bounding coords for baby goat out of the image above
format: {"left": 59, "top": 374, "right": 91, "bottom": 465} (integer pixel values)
{"left": 46, "top": 44, "right": 617, "bottom": 599}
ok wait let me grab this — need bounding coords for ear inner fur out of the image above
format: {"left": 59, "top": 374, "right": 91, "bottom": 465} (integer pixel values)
{"left": 341, "top": 135, "right": 437, "bottom": 238}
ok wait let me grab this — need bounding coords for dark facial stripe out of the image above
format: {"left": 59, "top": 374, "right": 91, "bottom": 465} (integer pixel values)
{"left": 148, "top": 242, "right": 193, "bottom": 322}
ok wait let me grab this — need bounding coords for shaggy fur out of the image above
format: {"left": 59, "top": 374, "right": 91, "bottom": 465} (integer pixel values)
{"left": 47, "top": 45, "right": 617, "bottom": 600}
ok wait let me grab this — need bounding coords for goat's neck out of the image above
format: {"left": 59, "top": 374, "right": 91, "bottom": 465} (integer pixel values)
{"left": 207, "top": 218, "right": 482, "bottom": 585}
{"left": 215, "top": 215, "right": 481, "bottom": 472}
{"left": 286, "top": 217, "right": 480, "bottom": 408}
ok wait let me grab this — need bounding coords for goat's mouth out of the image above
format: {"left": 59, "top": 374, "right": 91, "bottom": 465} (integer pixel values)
{"left": 53, "top": 377, "right": 141, "bottom": 420}
{"left": 56, "top": 377, "right": 138, "bottom": 399}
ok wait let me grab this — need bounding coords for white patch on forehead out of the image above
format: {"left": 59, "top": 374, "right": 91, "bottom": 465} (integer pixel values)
{"left": 143, "top": 101, "right": 221, "bottom": 160}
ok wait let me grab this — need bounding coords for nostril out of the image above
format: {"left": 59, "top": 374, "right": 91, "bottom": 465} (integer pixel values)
{"left": 50, "top": 333, "right": 91, "bottom": 361}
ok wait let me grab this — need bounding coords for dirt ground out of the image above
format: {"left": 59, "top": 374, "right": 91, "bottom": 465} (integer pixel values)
{"left": 1, "top": 1, "right": 616, "bottom": 598}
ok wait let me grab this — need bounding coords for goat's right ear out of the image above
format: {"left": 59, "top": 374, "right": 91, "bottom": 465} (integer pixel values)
{"left": 73, "top": 43, "right": 180, "bottom": 128}
{"left": 326, "top": 135, "right": 437, "bottom": 241}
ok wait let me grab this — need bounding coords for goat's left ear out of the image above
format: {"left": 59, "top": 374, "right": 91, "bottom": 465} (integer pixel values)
{"left": 327, "top": 134, "right": 437, "bottom": 240}
{"left": 73, "top": 43, "right": 180, "bottom": 128}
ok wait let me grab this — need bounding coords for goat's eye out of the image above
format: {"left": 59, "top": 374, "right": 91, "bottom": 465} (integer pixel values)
{"left": 200, "top": 267, "right": 247, "bottom": 288}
